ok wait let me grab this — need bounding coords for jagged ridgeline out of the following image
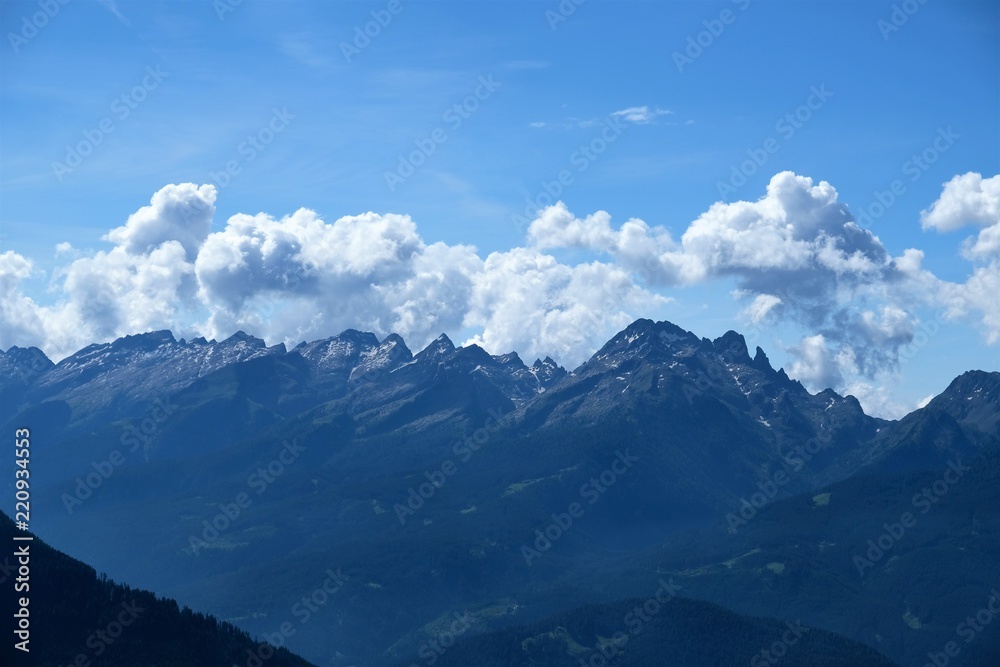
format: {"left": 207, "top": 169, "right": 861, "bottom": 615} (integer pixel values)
{"left": 1, "top": 319, "right": 997, "bottom": 667}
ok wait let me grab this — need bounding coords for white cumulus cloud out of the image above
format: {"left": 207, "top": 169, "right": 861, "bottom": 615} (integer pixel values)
{"left": 921, "top": 172, "right": 1000, "bottom": 232}
{"left": 917, "top": 173, "right": 1000, "bottom": 343}
{"left": 528, "top": 172, "right": 910, "bottom": 384}
{"left": 3, "top": 172, "right": 998, "bottom": 420}
{"left": 105, "top": 183, "right": 216, "bottom": 260}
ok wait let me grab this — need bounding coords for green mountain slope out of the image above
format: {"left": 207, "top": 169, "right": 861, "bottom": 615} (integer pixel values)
{"left": 391, "top": 595, "right": 899, "bottom": 667}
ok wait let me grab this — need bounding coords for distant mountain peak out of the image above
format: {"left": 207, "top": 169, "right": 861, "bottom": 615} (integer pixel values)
{"left": 346, "top": 333, "right": 413, "bottom": 385}
{"left": 419, "top": 333, "right": 456, "bottom": 357}
{"left": 752, "top": 345, "right": 773, "bottom": 372}
{"left": 620, "top": 318, "right": 697, "bottom": 341}
{"left": 338, "top": 328, "right": 381, "bottom": 345}
{"left": 528, "top": 355, "right": 567, "bottom": 391}
{"left": 457, "top": 343, "right": 495, "bottom": 365}
{"left": 593, "top": 318, "right": 700, "bottom": 361}
{"left": 1, "top": 344, "right": 53, "bottom": 370}
{"left": 712, "top": 330, "right": 752, "bottom": 364}
{"left": 494, "top": 351, "right": 525, "bottom": 367}
{"left": 222, "top": 330, "right": 265, "bottom": 347}
{"left": 381, "top": 333, "right": 410, "bottom": 351}
{"left": 532, "top": 356, "right": 559, "bottom": 369}
{"left": 923, "top": 369, "right": 1000, "bottom": 436}
{"left": 130, "top": 329, "right": 176, "bottom": 342}
{"left": 942, "top": 369, "right": 1000, "bottom": 395}
{"left": 103, "top": 329, "right": 178, "bottom": 352}
{"left": 0, "top": 346, "right": 54, "bottom": 422}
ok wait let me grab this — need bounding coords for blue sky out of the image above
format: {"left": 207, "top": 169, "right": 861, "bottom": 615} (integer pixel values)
{"left": 1, "top": 0, "right": 998, "bottom": 417}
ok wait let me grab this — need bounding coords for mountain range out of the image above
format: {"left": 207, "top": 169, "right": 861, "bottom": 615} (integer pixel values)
{"left": 2, "top": 318, "right": 997, "bottom": 666}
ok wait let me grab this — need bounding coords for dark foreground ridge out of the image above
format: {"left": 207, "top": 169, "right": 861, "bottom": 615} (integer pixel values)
{"left": 0, "top": 511, "right": 314, "bottom": 667}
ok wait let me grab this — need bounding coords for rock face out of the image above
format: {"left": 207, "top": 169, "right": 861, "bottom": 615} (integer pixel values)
{"left": 2, "top": 326, "right": 567, "bottom": 431}
{"left": 4, "top": 318, "right": 992, "bottom": 485}
{"left": 2, "top": 319, "right": 995, "bottom": 667}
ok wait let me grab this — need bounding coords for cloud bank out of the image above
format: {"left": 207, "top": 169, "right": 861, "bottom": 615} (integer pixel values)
{"left": 2, "top": 171, "right": 997, "bottom": 417}
{"left": 1, "top": 183, "right": 664, "bottom": 369}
